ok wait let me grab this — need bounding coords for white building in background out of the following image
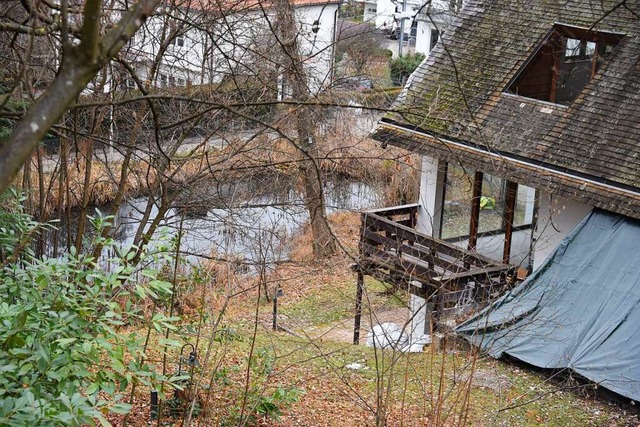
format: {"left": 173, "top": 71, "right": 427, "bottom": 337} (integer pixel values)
{"left": 120, "top": 0, "right": 340, "bottom": 94}
{"left": 361, "top": 0, "right": 454, "bottom": 56}
{"left": 414, "top": 1, "right": 453, "bottom": 55}
{"left": 362, "top": 0, "right": 423, "bottom": 30}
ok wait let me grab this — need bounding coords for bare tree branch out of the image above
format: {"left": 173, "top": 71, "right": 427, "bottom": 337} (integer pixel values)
{"left": 0, "top": 0, "right": 161, "bottom": 194}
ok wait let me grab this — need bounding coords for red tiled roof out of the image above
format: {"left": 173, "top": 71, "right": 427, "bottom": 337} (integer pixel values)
{"left": 169, "top": 0, "right": 340, "bottom": 12}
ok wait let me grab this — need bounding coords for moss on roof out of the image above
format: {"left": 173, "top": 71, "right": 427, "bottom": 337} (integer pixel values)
{"left": 373, "top": 0, "right": 640, "bottom": 218}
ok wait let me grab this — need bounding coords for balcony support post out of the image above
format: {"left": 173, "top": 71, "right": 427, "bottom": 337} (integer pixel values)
{"left": 468, "top": 171, "right": 483, "bottom": 251}
{"left": 503, "top": 181, "right": 518, "bottom": 264}
{"left": 353, "top": 270, "right": 364, "bottom": 345}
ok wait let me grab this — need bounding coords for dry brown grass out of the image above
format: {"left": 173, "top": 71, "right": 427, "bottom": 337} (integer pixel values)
{"left": 288, "top": 210, "right": 360, "bottom": 263}
{"left": 18, "top": 129, "right": 419, "bottom": 217}
{"left": 105, "top": 210, "right": 640, "bottom": 427}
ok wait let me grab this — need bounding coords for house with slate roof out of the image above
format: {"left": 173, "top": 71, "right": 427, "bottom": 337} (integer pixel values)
{"left": 353, "top": 0, "right": 640, "bottom": 346}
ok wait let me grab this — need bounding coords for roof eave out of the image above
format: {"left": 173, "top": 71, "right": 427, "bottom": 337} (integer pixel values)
{"left": 372, "top": 121, "right": 640, "bottom": 220}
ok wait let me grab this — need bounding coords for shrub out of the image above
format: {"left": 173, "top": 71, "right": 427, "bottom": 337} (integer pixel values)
{"left": 0, "top": 192, "right": 182, "bottom": 426}
{"left": 390, "top": 53, "right": 426, "bottom": 86}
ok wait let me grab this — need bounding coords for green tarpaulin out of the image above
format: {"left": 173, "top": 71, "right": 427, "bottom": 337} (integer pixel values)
{"left": 456, "top": 209, "right": 640, "bottom": 401}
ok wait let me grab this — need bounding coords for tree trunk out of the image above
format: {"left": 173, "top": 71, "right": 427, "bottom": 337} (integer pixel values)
{"left": 0, "top": 0, "right": 160, "bottom": 195}
{"left": 296, "top": 114, "right": 336, "bottom": 258}
{"left": 273, "top": 0, "right": 336, "bottom": 258}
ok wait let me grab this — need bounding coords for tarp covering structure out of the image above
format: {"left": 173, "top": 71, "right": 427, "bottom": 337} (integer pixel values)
{"left": 455, "top": 209, "right": 640, "bottom": 401}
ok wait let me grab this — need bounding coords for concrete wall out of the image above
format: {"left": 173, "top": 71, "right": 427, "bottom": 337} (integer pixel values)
{"left": 532, "top": 191, "right": 592, "bottom": 270}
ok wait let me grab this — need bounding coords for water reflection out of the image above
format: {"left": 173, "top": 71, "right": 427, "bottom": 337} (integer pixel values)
{"left": 81, "top": 178, "right": 380, "bottom": 270}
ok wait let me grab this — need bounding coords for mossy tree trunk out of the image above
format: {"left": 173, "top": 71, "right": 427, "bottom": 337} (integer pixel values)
{"left": 273, "top": 0, "right": 336, "bottom": 258}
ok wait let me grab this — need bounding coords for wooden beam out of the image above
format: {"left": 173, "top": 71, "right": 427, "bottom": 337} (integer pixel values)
{"left": 591, "top": 42, "right": 602, "bottom": 79}
{"left": 554, "top": 23, "right": 625, "bottom": 45}
{"left": 364, "top": 212, "right": 500, "bottom": 265}
{"left": 360, "top": 230, "right": 468, "bottom": 272}
{"left": 549, "top": 34, "right": 562, "bottom": 103}
{"left": 468, "top": 171, "right": 483, "bottom": 251}
{"left": 434, "top": 264, "right": 514, "bottom": 284}
{"left": 503, "top": 181, "right": 518, "bottom": 264}
{"left": 353, "top": 271, "right": 364, "bottom": 345}
{"left": 409, "top": 207, "right": 417, "bottom": 229}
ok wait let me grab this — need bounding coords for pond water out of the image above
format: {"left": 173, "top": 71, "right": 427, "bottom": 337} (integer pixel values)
{"left": 102, "top": 178, "right": 382, "bottom": 271}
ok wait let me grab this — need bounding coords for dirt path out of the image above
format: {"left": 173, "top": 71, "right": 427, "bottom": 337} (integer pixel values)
{"left": 304, "top": 307, "right": 410, "bottom": 344}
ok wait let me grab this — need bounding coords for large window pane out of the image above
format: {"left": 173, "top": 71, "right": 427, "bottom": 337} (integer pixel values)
{"left": 441, "top": 165, "right": 536, "bottom": 240}
{"left": 441, "top": 164, "right": 472, "bottom": 239}
{"left": 514, "top": 184, "right": 536, "bottom": 227}
{"left": 478, "top": 174, "right": 505, "bottom": 234}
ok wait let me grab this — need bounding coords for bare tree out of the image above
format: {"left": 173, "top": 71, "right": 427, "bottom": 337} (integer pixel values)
{"left": 0, "top": 0, "right": 162, "bottom": 193}
{"left": 272, "top": 0, "right": 337, "bottom": 257}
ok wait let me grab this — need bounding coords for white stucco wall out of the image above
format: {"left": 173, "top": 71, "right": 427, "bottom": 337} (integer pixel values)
{"left": 416, "top": 155, "right": 445, "bottom": 237}
{"left": 372, "top": 0, "right": 398, "bottom": 29}
{"left": 365, "top": 0, "right": 423, "bottom": 31}
{"left": 295, "top": 3, "right": 339, "bottom": 91}
{"left": 408, "top": 287, "right": 434, "bottom": 345}
{"left": 362, "top": 0, "right": 380, "bottom": 26}
{"left": 415, "top": 20, "right": 433, "bottom": 55}
{"left": 532, "top": 191, "right": 592, "bottom": 270}
{"left": 414, "top": 1, "right": 453, "bottom": 56}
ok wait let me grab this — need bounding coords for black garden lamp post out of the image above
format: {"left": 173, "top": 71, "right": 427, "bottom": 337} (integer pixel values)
{"left": 272, "top": 287, "right": 284, "bottom": 331}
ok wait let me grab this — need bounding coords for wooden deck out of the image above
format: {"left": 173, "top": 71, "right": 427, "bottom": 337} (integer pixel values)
{"left": 353, "top": 204, "right": 515, "bottom": 343}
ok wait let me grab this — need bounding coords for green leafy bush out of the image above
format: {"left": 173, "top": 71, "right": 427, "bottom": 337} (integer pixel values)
{"left": 253, "top": 386, "right": 305, "bottom": 421}
{"left": 0, "top": 192, "right": 182, "bottom": 426}
{"left": 390, "top": 53, "right": 426, "bottom": 86}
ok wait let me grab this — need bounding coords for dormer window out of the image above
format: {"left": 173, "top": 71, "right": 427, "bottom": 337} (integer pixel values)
{"left": 506, "top": 24, "right": 623, "bottom": 105}
{"left": 565, "top": 38, "right": 595, "bottom": 59}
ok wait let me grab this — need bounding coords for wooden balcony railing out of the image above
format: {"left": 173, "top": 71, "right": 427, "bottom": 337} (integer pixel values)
{"left": 358, "top": 204, "right": 515, "bottom": 305}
